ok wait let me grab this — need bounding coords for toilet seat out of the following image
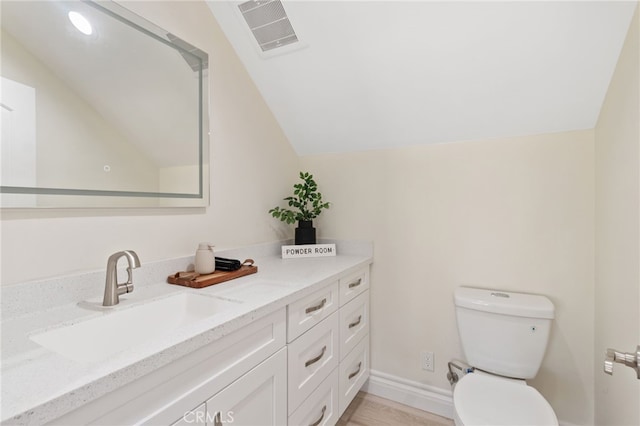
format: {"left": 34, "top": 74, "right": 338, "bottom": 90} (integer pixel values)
{"left": 453, "top": 372, "right": 558, "bottom": 426}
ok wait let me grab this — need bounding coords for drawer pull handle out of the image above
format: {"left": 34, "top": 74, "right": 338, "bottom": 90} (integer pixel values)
{"left": 213, "top": 412, "right": 222, "bottom": 426}
{"left": 348, "top": 315, "right": 362, "bottom": 329}
{"left": 305, "top": 345, "right": 327, "bottom": 367}
{"left": 348, "top": 361, "right": 362, "bottom": 380}
{"left": 305, "top": 298, "right": 327, "bottom": 314}
{"left": 348, "top": 278, "right": 362, "bottom": 289}
{"left": 309, "top": 405, "right": 327, "bottom": 426}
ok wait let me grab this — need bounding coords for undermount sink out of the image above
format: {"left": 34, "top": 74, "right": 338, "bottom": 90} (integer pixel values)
{"left": 30, "top": 293, "right": 239, "bottom": 363}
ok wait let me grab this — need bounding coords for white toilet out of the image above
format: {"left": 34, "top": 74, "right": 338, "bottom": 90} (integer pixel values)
{"left": 452, "top": 287, "right": 559, "bottom": 426}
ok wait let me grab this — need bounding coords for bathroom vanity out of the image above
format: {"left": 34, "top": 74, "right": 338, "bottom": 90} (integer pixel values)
{"left": 0, "top": 242, "right": 372, "bottom": 425}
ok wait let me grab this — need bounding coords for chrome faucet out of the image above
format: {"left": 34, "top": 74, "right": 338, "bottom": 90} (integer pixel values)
{"left": 102, "top": 250, "right": 141, "bottom": 306}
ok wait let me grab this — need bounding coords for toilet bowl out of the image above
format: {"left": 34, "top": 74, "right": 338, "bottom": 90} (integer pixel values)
{"left": 453, "top": 372, "right": 558, "bottom": 426}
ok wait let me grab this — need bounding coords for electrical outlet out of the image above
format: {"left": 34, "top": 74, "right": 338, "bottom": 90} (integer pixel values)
{"left": 421, "top": 351, "right": 434, "bottom": 372}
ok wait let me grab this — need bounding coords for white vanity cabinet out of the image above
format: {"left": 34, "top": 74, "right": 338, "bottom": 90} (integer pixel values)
{"left": 287, "top": 266, "right": 370, "bottom": 425}
{"left": 45, "top": 265, "right": 371, "bottom": 426}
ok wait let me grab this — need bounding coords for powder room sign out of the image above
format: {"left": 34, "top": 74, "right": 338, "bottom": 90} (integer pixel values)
{"left": 281, "top": 243, "right": 336, "bottom": 259}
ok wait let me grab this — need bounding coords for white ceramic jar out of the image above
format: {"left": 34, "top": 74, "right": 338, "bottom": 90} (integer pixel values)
{"left": 194, "top": 243, "right": 215, "bottom": 274}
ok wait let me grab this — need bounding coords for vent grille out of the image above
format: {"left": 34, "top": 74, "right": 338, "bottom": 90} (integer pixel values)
{"left": 238, "top": 0, "right": 298, "bottom": 52}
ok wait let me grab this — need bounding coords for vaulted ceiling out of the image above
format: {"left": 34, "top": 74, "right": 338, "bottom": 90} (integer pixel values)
{"left": 208, "top": 1, "right": 637, "bottom": 155}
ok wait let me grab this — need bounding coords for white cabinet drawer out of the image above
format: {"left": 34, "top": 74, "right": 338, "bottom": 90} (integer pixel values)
{"left": 339, "top": 290, "right": 369, "bottom": 360}
{"left": 288, "top": 311, "right": 339, "bottom": 414}
{"left": 288, "top": 368, "right": 339, "bottom": 426}
{"left": 338, "top": 268, "right": 369, "bottom": 306}
{"left": 338, "top": 335, "right": 369, "bottom": 416}
{"left": 288, "top": 282, "right": 339, "bottom": 342}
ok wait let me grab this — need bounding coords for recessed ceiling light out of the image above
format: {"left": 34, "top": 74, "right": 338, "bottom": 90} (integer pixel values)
{"left": 68, "top": 11, "right": 92, "bottom": 36}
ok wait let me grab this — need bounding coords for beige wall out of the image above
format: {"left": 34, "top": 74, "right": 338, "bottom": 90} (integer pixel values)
{"left": 302, "top": 130, "right": 595, "bottom": 425}
{"left": 0, "top": 1, "right": 299, "bottom": 285}
{"left": 594, "top": 4, "right": 640, "bottom": 425}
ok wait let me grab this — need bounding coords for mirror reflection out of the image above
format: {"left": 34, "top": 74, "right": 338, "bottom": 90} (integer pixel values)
{"left": 1, "top": 0, "right": 209, "bottom": 207}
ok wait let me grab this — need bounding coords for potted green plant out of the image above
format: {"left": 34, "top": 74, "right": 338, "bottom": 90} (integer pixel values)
{"left": 269, "top": 172, "right": 330, "bottom": 245}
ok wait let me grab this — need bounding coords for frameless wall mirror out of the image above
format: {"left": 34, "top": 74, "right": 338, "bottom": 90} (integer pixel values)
{"left": 1, "top": 0, "right": 209, "bottom": 208}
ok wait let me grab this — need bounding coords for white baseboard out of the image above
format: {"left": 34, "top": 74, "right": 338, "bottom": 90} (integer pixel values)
{"left": 361, "top": 369, "right": 454, "bottom": 419}
{"left": 363, "top": 370, "right": 576, "bottom": 426}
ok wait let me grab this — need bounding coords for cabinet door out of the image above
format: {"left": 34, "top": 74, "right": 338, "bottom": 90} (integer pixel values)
{"left": 206, "top": 348, "right": 287, "bottom": 426}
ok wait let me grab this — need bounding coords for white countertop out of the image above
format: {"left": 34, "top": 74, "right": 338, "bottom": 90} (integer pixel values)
{"left": 1, "top": 241, "right": 373, "bottom": 425}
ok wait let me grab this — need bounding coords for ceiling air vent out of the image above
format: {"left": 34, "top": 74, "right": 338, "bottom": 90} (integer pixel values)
{"left": 238, "top": 0, "right": 298, "bottom": 52}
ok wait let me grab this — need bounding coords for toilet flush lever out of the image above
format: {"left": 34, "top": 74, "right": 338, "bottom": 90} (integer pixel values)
{"left": 604, "top": 345, "right": 640, "bottom": 379}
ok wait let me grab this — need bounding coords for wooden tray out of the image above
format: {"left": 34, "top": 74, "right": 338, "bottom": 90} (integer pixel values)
{"left": 167, "top": 261, "right": 257, "bottom": 289}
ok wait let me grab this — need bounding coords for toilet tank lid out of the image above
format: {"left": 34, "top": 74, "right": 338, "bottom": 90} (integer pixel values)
{"left": 454, "top": 287, "right": 555, "bottom": 319}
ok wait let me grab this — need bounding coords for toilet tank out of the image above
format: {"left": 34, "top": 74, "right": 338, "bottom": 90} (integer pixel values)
{"left": 454, "top": 287, "right": 555, "bottom": 379}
